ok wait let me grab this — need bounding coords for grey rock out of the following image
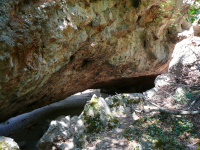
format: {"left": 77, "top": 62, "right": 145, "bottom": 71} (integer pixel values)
{"left": 154, "top": 73, "right": 176, "bottom": 89}
{"left": 57, "top": 139, "right": 74, "bottom": 150}
{"left": 0, "top": 136, "right": 19, "bottom": 149}
{"left": 37, "top": 116, "right": 71, "bottom": 149}
{"left": 124, "top": 107, "right": 131, "bottom": 115}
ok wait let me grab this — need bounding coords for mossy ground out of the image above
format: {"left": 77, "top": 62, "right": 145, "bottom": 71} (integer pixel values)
{"left": 81, "top": 91, "right": 200, "bottom": 149}
{"left": 122, "top": 113, "right": 199, "bottom": 150}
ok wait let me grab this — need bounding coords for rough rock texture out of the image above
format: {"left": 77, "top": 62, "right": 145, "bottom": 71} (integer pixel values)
{"left": 169, "top": 36, "right": 200, "bottom": 84}
{"left": 37, "top": 94, "right": 114, "bottom": 149}
{"left": 144, "top": 36, "right": 200, "bottom": 108}
{"left": 0, "top": 136, "right": 20, "bottom": 150}
{"left": 0, "top": 0, "right": 190, "bottom": 122}
{"left": 37, "top": 93, "right": 145, "bottom": 149}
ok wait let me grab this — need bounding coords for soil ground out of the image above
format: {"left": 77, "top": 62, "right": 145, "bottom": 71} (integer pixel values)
{"left": 82, "top": 87, "right": 200, "bottom": 150}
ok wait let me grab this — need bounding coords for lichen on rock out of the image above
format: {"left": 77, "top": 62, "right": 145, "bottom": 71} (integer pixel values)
{"left": 0, "top": 136, "right": 20, "bottom": 150}
{"left": 82, "top": 94, "right": 118, "bottom": 133}
{"left": 105, "top": 93, "right": 143, "bottom": 115}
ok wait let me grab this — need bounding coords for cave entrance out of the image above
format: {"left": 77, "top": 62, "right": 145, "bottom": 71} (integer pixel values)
{"left": 0, "top": 75, "right": 156, "bottom": 149}
{"left": 131, "top": 0, "right": 141, "bottom": 8}
{"left": 92, "top": 75, "right": 157, "bottom": 94}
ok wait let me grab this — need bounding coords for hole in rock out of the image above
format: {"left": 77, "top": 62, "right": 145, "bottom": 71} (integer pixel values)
{"left": 137, "top": 15, "right": 142, "bottom": 23}
{"left": 131, "top": 0, "right": 141, "bottom": 8}
{"left": 69, "top": 55, "right": 75, "bottom": 63}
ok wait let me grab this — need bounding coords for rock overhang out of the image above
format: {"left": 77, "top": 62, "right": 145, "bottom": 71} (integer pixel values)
{"left": 0, "top": 0, "right": 190, "bottom": 122}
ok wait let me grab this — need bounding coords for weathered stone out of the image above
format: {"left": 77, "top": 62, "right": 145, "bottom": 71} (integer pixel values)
{"left": 37, "top": 116, "right": 71, "bottom": 150}
{"left": 0, "top": 0, "right": 190, "bottom": 122}
{"left": 0, "top": 136, "right": 19, "bottom": 150}
{"left": 37, "top": 94, "right": 120, "bottom": 149}
{"left": 143, "top": 87, "right": 158, "bottom": 101}
{"left": 154, "top": 73, "right": 176, "bottom": 89}
{"left": 57, "top": 139, "right": 74, "bottom": 150}
{"left": 124, "top": 106, "right": 131, "bottom": 115}
{"left": 105, "top": 93, "right": 144, "bottom": 115}
{"left": 82, "top": 94, "right": 113, "bottom": 131}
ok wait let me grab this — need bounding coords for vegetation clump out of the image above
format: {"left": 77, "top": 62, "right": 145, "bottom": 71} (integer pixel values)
{"left": 108, "top": 118, "right": 119, "bottom": 129}
{"left": 83, "top": 96, "right": 119, "bottom": 134}
{"left": 122, "top": 114, "right": 198, "bottom": 149}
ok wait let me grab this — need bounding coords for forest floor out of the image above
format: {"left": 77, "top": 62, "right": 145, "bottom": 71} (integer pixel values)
{"left": 83, "top": 88, "right": 200, "bottom": 150}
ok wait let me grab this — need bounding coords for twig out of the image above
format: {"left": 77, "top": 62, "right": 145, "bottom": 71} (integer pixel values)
{"left": 169, "top": 82, "right": 200, "bottom": 89}
{"left": 191, "top": 106, "right": 200, "bottom": 117}
{"left": 162, "top": 90, "right": 174, "bottom": 97}
{"left": 190, "top": 93, "right": 200, "bottom": 106}
{"left": 146, "top": 99, "right": 162, "bottom": 109}
{"left": 139, "top": 97, "right": 200, "bottom": 115}
{"left": 143, "top": 96, "right": 162, "bottom": 108}
{"left": 185, "top": 93, "right": 200, "bottom": 110}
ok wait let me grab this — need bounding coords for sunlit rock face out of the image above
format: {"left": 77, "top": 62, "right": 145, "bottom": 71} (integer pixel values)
{"left": 0, "top": 0, "right": 189, "bottom": 121}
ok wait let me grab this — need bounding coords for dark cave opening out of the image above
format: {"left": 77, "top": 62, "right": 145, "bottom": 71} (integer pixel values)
{"left": 91, "top": 75, "right": 157, "bottom": 94}
{"left": 0, "top": 74, "right": 157, "bottom": 150}
{"left": 131, "top": 0, "right": 141, "bottom": 8}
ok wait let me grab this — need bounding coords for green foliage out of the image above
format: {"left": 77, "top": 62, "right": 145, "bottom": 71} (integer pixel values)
{"left": 84, "top": 113, "right": 104, "bottom": 133}
{"left": 187, "top": 0, "right": 200, "bottom": 23}
{"left": 155, "top": 1, "right": 180, "bottom": 27}
{"left": 156, "top": 0, "right": 200, "bottom": 27}
{"left": 122, "top": 114, "right": 198, "bottom": 149}
{"left": 108, "top": 94, "right": 127, "bottom": 108}
{"left": 83, "top": 96, "right": 119, "bottom": 134}
{"left": 173, "top": 89, "right": 197, "bottom": 105}
{"left": 108, "top": 118, "right": 119, "bottom": 129}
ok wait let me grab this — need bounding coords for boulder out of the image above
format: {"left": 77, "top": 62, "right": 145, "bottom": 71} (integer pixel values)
{"left": 169, "top": 36, "right": 200, "bottom": 86}
{"left": 105, "top": 93, "right": 143, "bottom": 115}
{"left": 37, "top": 116, "right": 71, "bottom": 150}
{"left": 37, "top": 94, "right": 120, "bottom": 149}
{"left": 81, "top": 94, "right": 115, "bottom": 133}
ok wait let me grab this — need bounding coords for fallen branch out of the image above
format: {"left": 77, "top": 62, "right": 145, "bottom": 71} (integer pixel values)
{"left": 185, "top": 93, "right": 200, "bottom": 110}
{"left": 134, "top": 108, "right": 200, "bottom": 115}
{"left": 140, "top": 97, "right": 200, "bottom": 115}
{"left": 169, "top": 82, "right": 200, "bottom": 89}
{"left": 190, "top": 106, "right": 200, "bottom": 117}
{"left": 145, "top": 99, "right": 161, "bottom": 109}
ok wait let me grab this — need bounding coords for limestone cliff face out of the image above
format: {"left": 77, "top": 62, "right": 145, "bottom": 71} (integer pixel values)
{"left": 0, "top": 0, "right": 189, "bottom": 121}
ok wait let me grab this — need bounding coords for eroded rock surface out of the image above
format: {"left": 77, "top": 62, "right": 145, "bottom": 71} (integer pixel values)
{"left": 0, "top": 0, "right": 190, "bottom": 121}
{"left": 144, "top": 36, "right": 200, "bottom": 109}
{"left": 37, "top": 94, "right": 145, "bottom": 149}
{"left": 0, "top": 136, "right": 20, "bottom": 150}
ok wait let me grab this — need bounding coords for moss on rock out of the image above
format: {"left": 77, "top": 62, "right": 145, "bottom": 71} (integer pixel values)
{"left": 82, "top": 94, "right": 119, "bottom": 134}
{"left": 0, "top": 140, "right": 19, "bottom": 150}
